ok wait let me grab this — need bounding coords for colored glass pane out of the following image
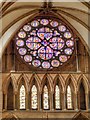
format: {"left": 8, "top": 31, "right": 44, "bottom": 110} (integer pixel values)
{"left": 31, "top": 85, "right": 38, "bottom": 109}
{"left": 18, "top": 31, "right": 26, "bottom": 38}
{"left": 16, "top": 40, "right": 24, "bottom": 47}
{"left": 19, "top": 48, "right": 27, "bottom": 55}
{"left": 23, "top": 25, "right": 31, "bottom": 31}
{"left": 20, "top": 85, "right": 25, "bottom": 109}
{"left": 55, "top": 85, "right": 60, "bottom": 109}
{"left": 64, "top": 48, "right": 72, "bottom": 55}
{"left": 67, "top": 85, "right": 72, "bottom": 109}
{"left": 15, "top": 17, "right": 75, "bottom": 69}
{"left": 43, "top": 85, "right": 49, "bottom": 109}
{"left": 58, "top": 25, "right": 66, "bottom": 32}
{"left": 40, "top": 19, "right": 49, "bottom": 25}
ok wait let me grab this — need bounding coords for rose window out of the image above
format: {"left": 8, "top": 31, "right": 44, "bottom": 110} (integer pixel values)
{"left": 15, "top": 17, "right": 75, "bottom": 69}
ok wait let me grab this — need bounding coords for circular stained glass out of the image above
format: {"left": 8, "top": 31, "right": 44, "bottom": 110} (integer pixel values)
{"left": 58, "top": 25, "right": 66, "bottom": 32}
{"left": 66, "top": 40, "right": 74, "bottom": 47}
{"left": 59, "top": 55, "right": 68, "bottom": 62}
{"left": 32, "top": 60, "right": 41, "bottom": 67}
{"left": 24, "top": 55, "right": 32, "bottom": 62}
{"left": 40, "top": 19, "right": 49, "bottom": 25}
{"left": 15, "top": 17, "right": 75, "bottom": 69}
{"left": 19, "top": 48, "right": 27, "bottom": 55}
{"left": 31, "top": 20, "right": 39, "bottom": 27}
{"left": 23, "top": 25, "right": 31, "bottom": 31}
{"left": 50, "top": 21, "right": 58, "bottom": 27}
{"left": 42, "top": 62, "right": 50, "bottom": 68}
{"left": 16, "top": 40, "right": 24, "bottom": 47}
{"left": 64, "top": 48, "right": 73, "bottom": 55}
{"left": 18, "top": 31, "right": 26, "bottom": 38}
{"left": 51, "top": 60, "right": 60, "bottom": 67}
{"left": 64, "top": 32, "right": 72, "bottom": 39}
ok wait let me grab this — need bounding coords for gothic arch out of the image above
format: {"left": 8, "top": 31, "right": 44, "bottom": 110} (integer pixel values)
{"left": 29, "top": 74, "right": 41, "bottom": 92}
{"left": 77, "top": 74, "right": 89, "bottom": 94}
{"left": 3, "top": 75, "right": 15, "bottom": 94}
{"left": 41, "top": 74, "right": 52, "bottom": 93}
{"left": 65, "top": 74, "right": 76, "bottom": 93}
{"left": 53, "top": 74, "right": 64, "bottom": 93}
{"left": 17, "top": 74, "right": 29, "bottom": 93}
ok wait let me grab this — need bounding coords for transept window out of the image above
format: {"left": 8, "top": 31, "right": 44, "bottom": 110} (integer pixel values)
{"left": 20, "top": 85, "right": 26, "bottom": 109}
{"left": 43, "top": 85, "right": 49, "bottom": 109}
{"left": 55, "top": 85, "right": 60, "bottom": 109}
{"left": 14, "top": 16, "right": 75, "bottom": 70}
{"left": 31, "top": 85, "right": 38, "bottom": 109}
{"left": 67, "top": 85, "right": 72, "bottom": 109}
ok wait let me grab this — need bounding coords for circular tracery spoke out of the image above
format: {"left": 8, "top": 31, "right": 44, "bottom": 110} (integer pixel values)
{"left": 15, "top": 17, "right": 75, "bottom": 69}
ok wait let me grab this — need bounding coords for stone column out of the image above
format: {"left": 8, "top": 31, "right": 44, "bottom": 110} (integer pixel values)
{"left": 39, "top": 92, "right": 42, "bottom": 111}
{"left": 14, "top": 92, "right": 17, "bottom": 110}
{"left": 26, "top": 92, "right": 29, "bottom": 110}
{"left": 73, "top": 92, "right": 78, "bottom": 110}
{"left": 50, "top": 92, "right": 54, "bottom": 111}
{"left": 61, "top": 92, "right": 66, "bottom": 110}
{"left": 5, "top": 93, "right": 7, "bottom": 110}
{"left": 86, "top": 93, "right": 89, "bottom": 110}
{"left": 17, "top": 93, "right": 19, "bottom": 110}
{"left": 38, "top": 92, "right": 40, "bottom": 111}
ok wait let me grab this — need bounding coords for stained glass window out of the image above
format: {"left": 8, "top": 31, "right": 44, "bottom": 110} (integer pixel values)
{"left": 31, "top": 85, "right": 38, "bottom": 109}
{"left": 20, "top": 85, "right": 26, "bottom": 109}
{"left": 67, "top": 85, "right": 72, "bottom": 109}
{"left": 15, "top": 17, "right": 75, "bottom": 69}
{"left": 43, "top": 85, "right": 49, "bottom": 109}
{"left": 55, "top": 85, "right": 60, "bottom": 109}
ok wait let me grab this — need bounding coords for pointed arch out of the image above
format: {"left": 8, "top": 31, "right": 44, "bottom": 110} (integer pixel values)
{"left": 18, "top": 76, "right": 27, "bottom": 110}
{"left": 77, "top": 74, "right": 88, "bottom": 110}
{"left": 41, "top": 74, "right": 51, "bottom": 110}
{"left": 53, "top": 74, "right": 64, "bottom": 93}
{"left": 41, "top": 74, "right": 52, "bottom": 93}
{"left": 3, "top": 75, "right": 16, "bottom": 94}
{"left": 65, "top": 75, "right": 75, "bottom": 110}
{"left": 17, "top": 74, "right": 29, "bottom": 93}
{"left": 77, "top": 74, "right": 89, "bottom": 94}
{"left": 65, "top": 74, "right": 76, "bottom": 93}
{"left": 53, "top": 74, "right": 64, "bottom": 110}
{"left": 29, "top": 74, "right": 40, "bottom": 92}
